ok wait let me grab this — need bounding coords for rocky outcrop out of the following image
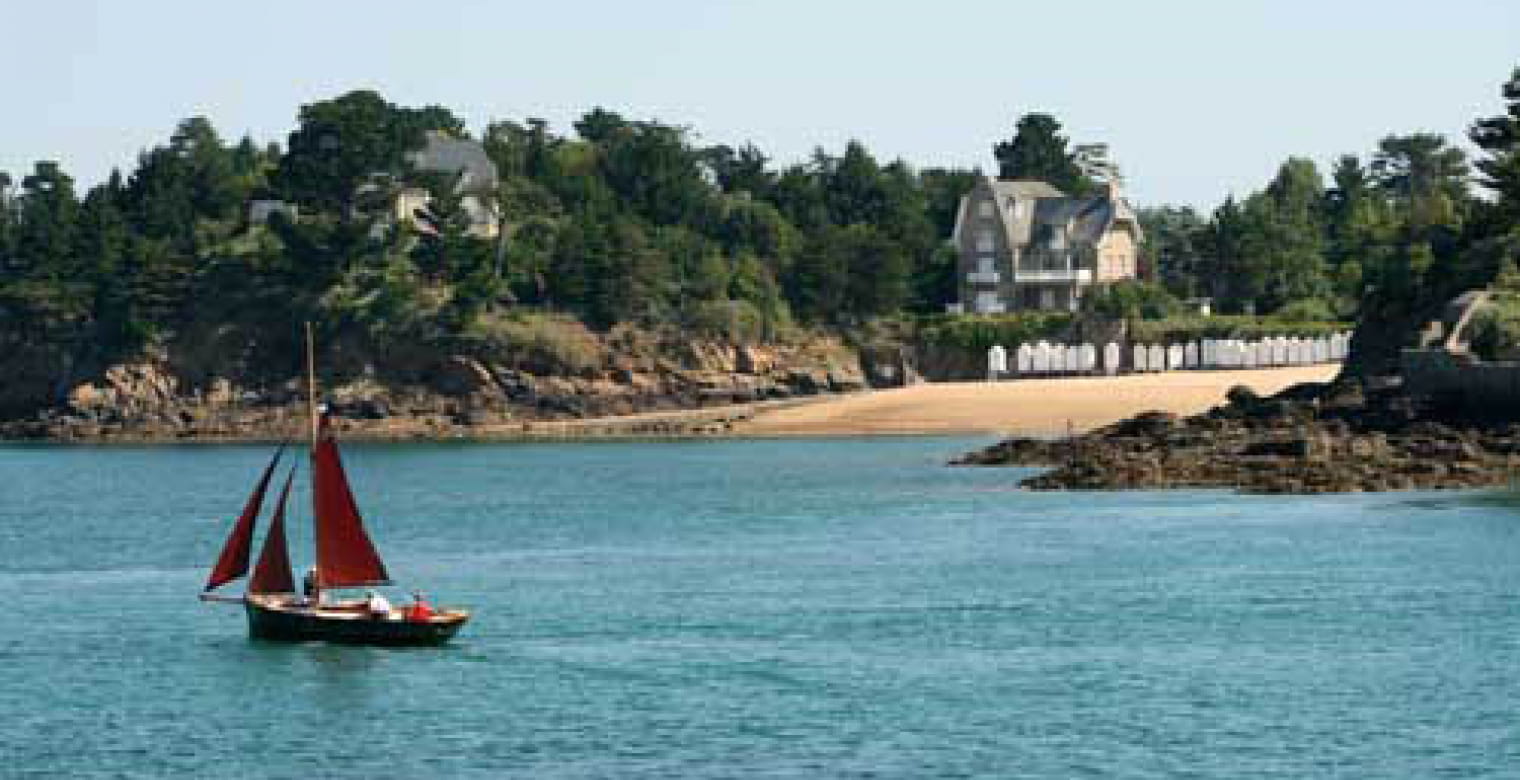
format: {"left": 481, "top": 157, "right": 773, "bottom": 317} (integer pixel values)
{"left": 953, "top": 380, "right": 1520, "bottom": 494}
{"left": 0, "top": 332, "right": 877, "bottom": 442}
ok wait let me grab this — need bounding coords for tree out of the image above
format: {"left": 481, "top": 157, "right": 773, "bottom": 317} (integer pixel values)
{"left": 992, "top": 113, "right": 1095, "bottom": 194}
{"left": 593, "top": 118, "right": 711, "bottom": 227}
{"left": 840, "top": 224, "right": 910, "bottom": 319}
{"left": 1235, "top": 158, "right": 1331, "bottom": 313}
{"left": 1370, "top": 133, "right": 1469, "bottom": 231}
{"left": 1137, "top": 206, "right": 1208, "bottom": 298}
{"left": 171, "top": 117, "right": 241, "bottom": 220}
{"left": 13, "top": 161, "right": 80, "bottom": 280}
{"left": 1470, "top": 66, "right": 1520, "bottom": 219}
{"left": 77, "top": 175, "right": 134, "bottom": 341}
{"left": 702, "top": 143, "right": 773, "bottom": 197}
{"left": 788, "top": 227, "right": 850, "bottom": 322}
{"left": 1199, "top": 196, "right": 1248, "bottom": 310}
{"left": 919, "top": 167, "right": 979, "bottom": 239}
{"left": 0, "top": 171, "right": 15, "bottom": 274}
{"left": 820, "top": 141, "right": 887, "bottom": 226}
{"left": 276, "top": 90, "right": 463, "bottom": 213}
{"left": 1323, "top": 154, "right": 1395, "bottom": 308}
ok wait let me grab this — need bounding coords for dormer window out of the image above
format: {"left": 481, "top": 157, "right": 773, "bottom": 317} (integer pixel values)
{"left": 975, "top": 230, "right": 995, "bottom": 253}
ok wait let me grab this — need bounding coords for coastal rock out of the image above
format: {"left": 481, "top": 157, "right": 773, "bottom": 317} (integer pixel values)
{"left": 956, "top": 379, "right": 1520, "bottom": 494}
{"left": 1, "top": 327, "right": 880, "bottom": 442}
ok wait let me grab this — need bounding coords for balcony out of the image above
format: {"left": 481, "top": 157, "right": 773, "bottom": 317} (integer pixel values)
{"left": 1014, "top": 268, "right": 1093, "bottom": 284}
{"left": 967, "top": 271, "right": 1001, "bottom": 284}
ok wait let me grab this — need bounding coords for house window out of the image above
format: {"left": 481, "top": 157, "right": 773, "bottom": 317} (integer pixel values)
{"left": 975, "top": 291, "right": 1001, "bottom": 313}
{"left": 977, "top": 200, "right": 994, "bottom": 219}
{"left": 975, "top": 230, "right": 994, "bottom": 253}
{"left": 977, "top": 257, "right": 995, "bottom": 275}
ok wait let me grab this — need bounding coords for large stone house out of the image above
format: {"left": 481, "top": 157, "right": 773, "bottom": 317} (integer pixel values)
{"left": 948, "top": 177, "right": 1142, "bottom": 313}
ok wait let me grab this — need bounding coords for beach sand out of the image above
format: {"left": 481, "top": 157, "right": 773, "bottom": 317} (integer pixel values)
{"left": 734, "top": 365, "right": 1340, "bottom": 436}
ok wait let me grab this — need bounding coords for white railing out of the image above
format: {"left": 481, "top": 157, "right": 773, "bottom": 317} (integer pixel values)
{"left": 967, "top": 271, "right": 1001, "bottom": 284}
{"left": 1014, "top": 269, "right": 1093, "bottom": 283}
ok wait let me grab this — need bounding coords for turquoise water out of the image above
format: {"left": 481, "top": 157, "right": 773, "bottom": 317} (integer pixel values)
{"left": 3, "top": 437, "right": 1520, "bottom": 778}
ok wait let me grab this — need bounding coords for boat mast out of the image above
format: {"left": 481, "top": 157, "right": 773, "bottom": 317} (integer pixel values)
{"left": 306, "top": 322, "right": 319, "bottom": 450}
{"left": 306, "top": 321, "right": 320, "bottom": 604}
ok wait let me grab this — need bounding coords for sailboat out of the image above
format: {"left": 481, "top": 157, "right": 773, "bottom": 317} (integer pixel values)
{"left": 200, "top": 326, "right": 470, "bottom": 645}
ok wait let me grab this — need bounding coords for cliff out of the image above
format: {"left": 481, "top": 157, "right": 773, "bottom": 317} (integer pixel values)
{"left": 0, "top": 323, "right": 896, "bottom": 441}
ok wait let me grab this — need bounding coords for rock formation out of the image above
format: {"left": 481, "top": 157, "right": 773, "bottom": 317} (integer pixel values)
{"left": 1, "top": 331, "right": 881, "bottom": 441}
{"left": 954, "top": 380, "right": 1520, "bottom": 494}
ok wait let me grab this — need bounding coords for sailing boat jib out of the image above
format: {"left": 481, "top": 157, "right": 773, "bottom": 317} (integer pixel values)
{"left": 248, "top": 467, "right": 298, "bottom": 595}
{"left": 204, "top": 446, "right": 284, "bottom": 592}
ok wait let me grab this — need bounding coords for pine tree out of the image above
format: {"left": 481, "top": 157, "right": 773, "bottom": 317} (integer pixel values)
{"left": 1470, "top": 66, "right": 1520, "bottom": 216}
{"left": 992, "top": 114, "right": 1096, "bottom": 193}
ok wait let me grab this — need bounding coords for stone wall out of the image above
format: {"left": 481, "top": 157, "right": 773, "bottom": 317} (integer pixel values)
{"left": 1401, "top": 348, "right": 1520, "bottom": 407}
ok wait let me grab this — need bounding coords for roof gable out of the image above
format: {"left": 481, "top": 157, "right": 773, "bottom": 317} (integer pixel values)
{"left": 408, "top": 131, "right": 499, "bottom": 194}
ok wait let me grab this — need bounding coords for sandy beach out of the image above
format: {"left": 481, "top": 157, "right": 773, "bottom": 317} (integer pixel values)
{"left": 733, "top": 365, "right": 1340, "bottom": 436}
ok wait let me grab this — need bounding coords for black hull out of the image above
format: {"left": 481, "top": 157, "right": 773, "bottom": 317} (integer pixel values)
{"left": 244, "top": 598, "right": 468, "bottom": 646}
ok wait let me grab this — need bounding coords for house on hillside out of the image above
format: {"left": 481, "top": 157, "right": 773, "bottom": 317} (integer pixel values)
{"left": 248, "top": 198, "right": 298, "bottom": 226}
{"left": 392, "top": 130, "right": 501, "bottom": 239}
{"left": 947, "top": 177, "right": 1142, "bottom": 314}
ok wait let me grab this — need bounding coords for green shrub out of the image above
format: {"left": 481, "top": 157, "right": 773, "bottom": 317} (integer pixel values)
{"left": 914, "top": 311, "right": 1074, "bottom": 351}
{"left": 461, "top": 310, "right": 603, "bottom": 374}
{"left": 1469, "top": 294, "right": 1520, "bottom": 361}
{"left": 687, "top": 299, "right": 768, "bottom": 342}
{"left": 1082, "top": 280, "right": 1181, "bottom": 320}
{"left": 1272, "top": 298, "right": 1336, "bottom": 322}
{"left": 1128, "top": 315, "right": 1348, "bottom": 344}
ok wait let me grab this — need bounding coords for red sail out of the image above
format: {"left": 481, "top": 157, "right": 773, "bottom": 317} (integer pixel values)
{"left": 249, "top": 468, "right": 297, "bottom": 594}
{"left": 204, "top": 447, "right": 283, "bottom": 591}
{"left": 313, "top": 417, "right": 391, "bottom": 587}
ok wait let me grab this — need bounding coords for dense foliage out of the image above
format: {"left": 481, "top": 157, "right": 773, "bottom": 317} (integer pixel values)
{"left": 1141, "top": 68, "right": 1520, "bottom": 326}
{"left": 0, "top": 91, "right": 988, "bottom": 366}
{"left": 3, "top": 66, "right": 1518, "bottom": 378}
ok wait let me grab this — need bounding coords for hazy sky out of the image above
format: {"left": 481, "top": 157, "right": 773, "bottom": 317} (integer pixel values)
{"left": 4, "top": 1, "right": 1517, "bottom": 209}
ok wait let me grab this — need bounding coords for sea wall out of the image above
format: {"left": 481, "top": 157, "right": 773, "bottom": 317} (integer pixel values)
{"left": 1401, "top": 348, "right": 1520, "bottom": 408}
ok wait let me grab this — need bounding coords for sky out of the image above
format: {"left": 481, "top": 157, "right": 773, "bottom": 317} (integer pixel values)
{"left": 3, "top": 1, "right": 1518, "bottom": 210}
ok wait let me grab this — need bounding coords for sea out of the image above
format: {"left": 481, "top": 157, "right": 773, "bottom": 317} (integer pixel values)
{"left": 2, "top": 436, "right": 1518, "bottom": 778}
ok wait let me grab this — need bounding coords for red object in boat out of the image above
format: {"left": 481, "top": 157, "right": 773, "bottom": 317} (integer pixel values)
{"left": 407, "top": 599, "right": 435, "bottom": 622}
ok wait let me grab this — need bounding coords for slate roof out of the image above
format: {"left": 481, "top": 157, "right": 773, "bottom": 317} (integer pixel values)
{"left": 1031, "top": 195, "right": 1123, "bottom": 246}
{"left": 953, "top": 176, "right": 1140, "bottom": 251}
{"left": 988, "top": 180, "right": 1065, "bottom": 200}
{"left": 409, "top": 131, "right": 499, "bottom": 194}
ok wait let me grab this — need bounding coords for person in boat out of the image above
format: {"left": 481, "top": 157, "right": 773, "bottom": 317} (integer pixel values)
{"left": 406, "top": 591, "right": 434, "bottom": 622}
{"left": 365, "top": 590, "right": 392, "bottom": 618}
{"left": 302, "top": 567, "right": 319, "bottom": 605}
